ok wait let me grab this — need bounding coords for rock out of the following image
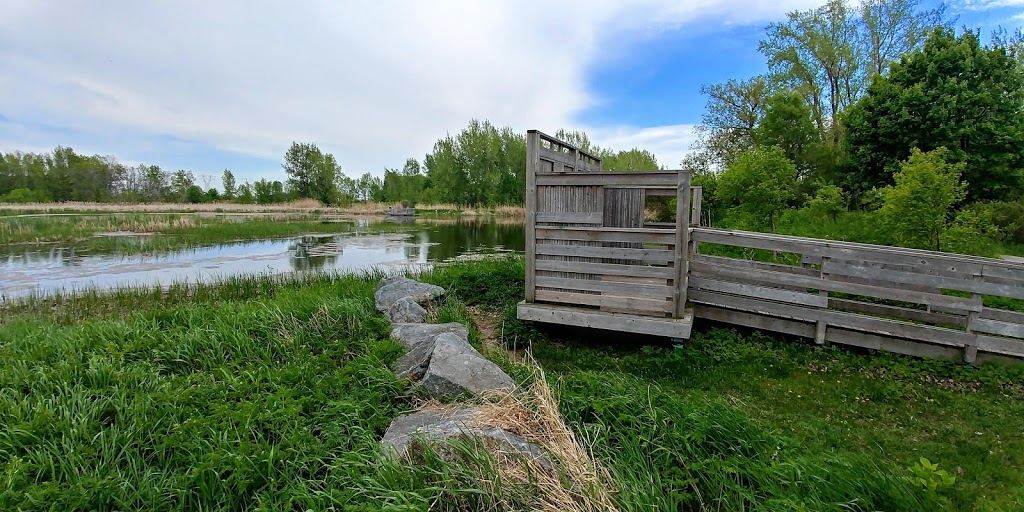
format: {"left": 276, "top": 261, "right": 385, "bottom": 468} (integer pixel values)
{"left": 391, "top": 322, "right": 470, "bottom": 351}
{"left": 394, "top": 332, "right": 475, "bottom": 381}
{"left": 382, "top": 407, "right": 551, "bottom": 470}
{"left": 387, "top": 297, "right": 427, "bottom": 323}
{"left": 421, "top": 333, "right": 514, "bottom": 398}
{"left": 374, "top": 277, "right": 445, "bottom": 312}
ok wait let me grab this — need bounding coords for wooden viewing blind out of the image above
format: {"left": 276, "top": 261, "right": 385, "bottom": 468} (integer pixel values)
{"left": 518, "top": 130, "right": 1024, "bottom": 364}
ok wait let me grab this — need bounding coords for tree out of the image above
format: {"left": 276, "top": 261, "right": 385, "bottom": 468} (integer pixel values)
{"left": 760, "top": 0, "right": 862, "bottom": 144}
{"left": 170, "top": 170, "right": 196, "bottom": 203}
{"left": 807, "top": 184, "right": 846, "bottom": 221}
{"left": 718, "top": 146, "right": 797, "bottom": 232}
{"left": 694, "top": 76, "right": 769, "bottom": 168}
{"left": 603, "top": 148, "right": 659, "bottom": 171}
{"left": 237, "top": 182, "right": 254, "bottom": 204}
{"left": 754, "top": 91, "right": 819, "bottom": 175}
{"left": 859, "top": 0, "right": 946, "bottom": 77}
{"left": 845, "top": 28, "right": 1024, "bottom": 200}
{"left": 221, "top": 169, "right": 236, "bottom": 200}
{"left": 877, "top": 147, "right": 967, "bottom": 250}
{"left": 282, "top": 142, "right": 341, "bottom": 205}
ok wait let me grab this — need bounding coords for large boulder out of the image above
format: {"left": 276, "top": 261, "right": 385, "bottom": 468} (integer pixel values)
{"left": 375, "top": 277, "right": 444, "bottom": 312}
{"left": 394, "top": 331, "right": 475, "bottom": 381}
{"left": 382, "top": 407, "right": 551, "bottom": 470}
{"left": 421, "top": 333, "right": 515, "bottom": 399}
{"left": 387, "top": 297, "right": 427, "bottom": 323}
{"left": 391, "top": 322, "right": 470, "bottom": 350}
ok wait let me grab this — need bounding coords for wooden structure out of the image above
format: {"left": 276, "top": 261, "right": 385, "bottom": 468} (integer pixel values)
{"left": 386, "top": 206, "right": 416, "bottom": 217}
{"left": 518, "top": 130, "right": 1024, "bottom": 363}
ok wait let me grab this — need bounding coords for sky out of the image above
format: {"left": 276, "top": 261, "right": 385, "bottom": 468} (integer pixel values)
{"left": 0, "top": 1, "right": 1021, "bottom": 187}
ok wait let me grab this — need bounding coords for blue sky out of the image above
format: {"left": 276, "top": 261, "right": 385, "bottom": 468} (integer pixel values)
{"left": 0, "top": 0, "right": 1021, "bottom": 188}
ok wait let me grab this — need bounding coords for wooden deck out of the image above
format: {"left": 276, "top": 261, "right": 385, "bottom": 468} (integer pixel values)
{"left": 517, "top": 130, "right": 1024, "bottom": 364}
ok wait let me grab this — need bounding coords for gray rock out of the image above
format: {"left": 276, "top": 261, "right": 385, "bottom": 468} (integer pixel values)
{"left": 391, "top": 322, "right": 470, "bottom": 351}
{"left": 374, "top": 277, "right": 445, "bottom": 312}
{"left": 378, "top": 275, "right": 408, "bottom": 290}
{"left": 394, "top": 332, "right": 476, "bottom": 381}
{"left": 421, "top": 333, "right": 514, "bottom": 398}
{"left": 387, "top": 297, "right": 427, "bottom": 323}
{"left": 382, "top": 407, "right": 551, "bottom": 470}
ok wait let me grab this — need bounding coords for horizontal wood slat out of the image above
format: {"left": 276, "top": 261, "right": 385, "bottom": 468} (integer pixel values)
{"left": 536, "top": 211, "right": 604, "bottom": 224}
{"left": 537, "top": 171, "right": 680, "bottom": 187}
{"left": 534, "top": 290, "right": 673, "bottom": 314}
{"left": 538, "top": 146, "right": 577, "bottom": 167}
{"left": 690, "top": 276, "right": 828, "bottom": 307}
{"left": 972, "top": 318, "right": 1024, "bottom": 339}
{"left": 689, "top": 260, "right": 983, "bottom": 313}
{"left": 519, "top": 301, "right": 691, "bottom": 338}
{"left": 536, "top": 244, "right": 674, "bottom": 264}
{"left": 537, "top": 276, "right": 673, "bottom": 299}
{"left": 537, "top": 226, "right": 676, "bottom": 244}
{"left": 535, "top": 259, "right": 674, "bottom": 279}
{"left": 824, "top": 260, "right": 1024, "bottom": 299}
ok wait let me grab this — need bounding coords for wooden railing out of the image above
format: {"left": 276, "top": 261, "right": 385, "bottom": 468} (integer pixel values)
{"left": 688, "top": 228, "right": 1024, "bottom": 363}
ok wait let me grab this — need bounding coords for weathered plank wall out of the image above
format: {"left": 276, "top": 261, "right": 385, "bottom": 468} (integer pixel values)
{"left": 688, "top": 228, "right": 1024, "bottom": 363}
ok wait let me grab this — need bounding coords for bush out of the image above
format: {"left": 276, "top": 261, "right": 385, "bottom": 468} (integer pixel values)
{"left": 0, "top": 188, "right": 50, "bottom": 203}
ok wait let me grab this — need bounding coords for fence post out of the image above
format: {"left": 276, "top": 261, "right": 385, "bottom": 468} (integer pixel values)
{"left": 525, "top": 131, "right": 539, "bottom": 303}
{"left": 674, "top": 171, "right": 692, "bottom": 318}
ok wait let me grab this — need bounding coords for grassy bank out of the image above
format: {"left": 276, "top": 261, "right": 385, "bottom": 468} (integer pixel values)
{"left": 1, "top": 259, "right": 1021, "bottom": 510}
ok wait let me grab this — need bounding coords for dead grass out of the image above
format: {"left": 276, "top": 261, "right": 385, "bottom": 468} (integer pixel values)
{"left": 415, "top": 356, "right": 619, "bottom": 512}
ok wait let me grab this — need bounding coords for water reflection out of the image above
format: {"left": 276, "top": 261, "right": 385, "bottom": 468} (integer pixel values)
{"left": 0, "top": 218, "right": 524, "bottom": 298}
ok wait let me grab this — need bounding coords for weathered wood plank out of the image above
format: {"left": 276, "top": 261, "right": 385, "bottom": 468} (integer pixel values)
{"left": 518, "top": 301, "right": 692, "bottom": 338}
{"left": 688, "top": 289, "right": 977, "bottom": 347}
{"left": 691, "top": 186, "right": 703, "bottom": 227}
{"left": 692, "top": 254, "right": 819, "bottom": 277}
{"left": 675, "top": 171, "right": 691, "bottom": 318}
{"left": 537, "top": 226, "right": 676, "bottom": 245}
{"left": 536, "top": 244, "right": 674, "bottom": 264}
{"left": 975, "top": 334, "right": 1024, "bottom": 357}
{"left": 536, "top": 211, "right": 604, "bottom": 224}
{"left": 690, "top": 260, "right": 983, "bottom": 313}
{"left": 538, "top": 145, "right": 577, "bottom": 168}
{"left": 533, "top": 290, "right": 672, "bottom": 314}
{"left": 535, "top": 259, "right": 674, "bottom": 279}
{"left": 972, "top": 318, "right": 1024, "bottom": 339}
{"left": 980, "top": 307, "right": 1024, "bottom": 324}
{"left": 828, "top": 298, "right": 968, "bottom": 328}
{"left": 536, "top": 172, "right": 679, "bottom": 187}
{"left": 693, "top": 304, "right": 816, "bottom": 337}
{"left": 525, "top": 131, "right": 539, "bottom": 302}
{"left": 823, "top": 260, "right": 1024, "bottom": 299}
{"left": 536, "top": 276, "right": 673, "bottom": 299}
{"left": 690, "top": 277, "right": 829, "bottom": 307}
{"left": 826, "top": 328, "right": 964, "bottom": 360}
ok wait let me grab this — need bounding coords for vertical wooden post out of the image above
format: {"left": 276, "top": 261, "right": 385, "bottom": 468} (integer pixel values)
{"left": 690, "top": 186, "right": 702, "bottom": 227}
{"left": 673, "top": 171, "right": 692, "bottom": 318}
{"left": 525, "top": 131, "right": 539, "bottom": 303}
{"left": 815, "top": 256, "right": 830, "bottom": 345}
{"left": 964, "top": 285, "right": 982, "bottom": 364}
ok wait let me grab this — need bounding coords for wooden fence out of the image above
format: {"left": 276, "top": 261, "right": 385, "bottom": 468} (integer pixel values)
{"left": 688, "top": 229, "right": 1024, "bottom": 363}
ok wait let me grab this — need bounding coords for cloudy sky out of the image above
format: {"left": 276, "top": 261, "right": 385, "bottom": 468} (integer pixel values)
{"left": 0, "top": 1, "right": 1020, "bottom": 186}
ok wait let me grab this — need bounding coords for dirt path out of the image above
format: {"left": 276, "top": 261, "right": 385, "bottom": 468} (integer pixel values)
{"left": 467, "top": 305, "right": 526, "bottom": 362}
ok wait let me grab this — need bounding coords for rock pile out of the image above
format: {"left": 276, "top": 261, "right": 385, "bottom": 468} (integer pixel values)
{"left": 374, "top": 276, "right": 542, "bottom": 464}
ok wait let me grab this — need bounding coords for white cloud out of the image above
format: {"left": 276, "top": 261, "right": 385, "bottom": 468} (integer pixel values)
{"left": 586, "top": 124, "right": 701, "bottom": 169}
{"left": 0, "top": 0, "right": 816, "bottom": 180}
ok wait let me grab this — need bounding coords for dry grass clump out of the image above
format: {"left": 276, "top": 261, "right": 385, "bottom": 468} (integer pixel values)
{"left": 414, "top": 356, "right": 619, "bottom": 512}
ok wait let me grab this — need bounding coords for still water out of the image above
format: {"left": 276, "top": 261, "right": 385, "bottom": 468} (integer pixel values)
{"left": 0, "top": 218, "right": 524, "bottom": 299}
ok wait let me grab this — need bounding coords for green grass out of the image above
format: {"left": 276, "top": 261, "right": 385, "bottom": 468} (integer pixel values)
{"left": 1, "top": 259, "right": 1021, "bottom": 510}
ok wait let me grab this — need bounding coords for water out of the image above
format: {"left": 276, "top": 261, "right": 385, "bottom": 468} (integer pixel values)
{"left": 0, "top": 218, "right": 525, "bottom": 299}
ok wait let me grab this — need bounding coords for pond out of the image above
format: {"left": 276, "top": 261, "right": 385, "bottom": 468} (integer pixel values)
{"left": 0, "top": 218, "right": 525, "bottom": 299}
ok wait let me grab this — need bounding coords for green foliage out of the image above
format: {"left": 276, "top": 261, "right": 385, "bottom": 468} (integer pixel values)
{"left": 806, "top": 183, "right": 846, "bottom": 221}
{"left": 909, "top": 458, "right": 956, "bottom": 497}
{"left": 718, "top": 146, "right": 797, "bottom": 231}
{"left": 253, "top": 178, "right": 287, "bottom": 204}
{"left": 754, "top": 91, "right": 819, "bottom": 174}
{"left": 0, "top": 188, "right": 49, "bottom": 203}
{"left": 424, "top": 119, "right": 525, "bottom": 206}
{"left": 845, "top": 28, "right": 1024, "bottom": 200}
{"left": 236, "top": 182, "right": 254, "bottom": 204}
{"left": 695, "top": 76, "right": 769, "bottom": 168}
{"left": 602, "top": 148, "right": 659, "bottom": 171}
{"left": 877, "top": 147, "right": 967, "bottom": 250}
{"left": 282, "top": 142, "right": 342, "bottom": 205}
{"left": 220, "top": 169, "right": 236, "bottom": 200}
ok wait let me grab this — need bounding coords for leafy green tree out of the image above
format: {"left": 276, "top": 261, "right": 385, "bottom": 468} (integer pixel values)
{"left": 282, "top": 142, "right": 341, "bottom": 204}
{"left": 694, "top": 76, "right": 769, "bottom": 168}
{"left": 754, "top": 92, "right": 819, "bottom": 174}
{"left": 807, "top": 184, "right": 846, "bottom": 221}
{"left": 760, "top": 0, "right": 862, "bottom": 144}
{"left": 877, "top": 147, "right": 967, "bottom": 250}
{"left": 236, "top": 182, "right": 254, "bottom": 204}
{"left": 845, "top": 28, "right": 1024, "bottom": 200}
{"left": 424, "top": 120, "right": 525, "bottom": 206}
{"left": 170, "top": 170, "right": 196, "bottom": 203}
{"left": 603, "top": 148, "right": 659, "bottom": 171}
{"left": 718, "top": 146, "right": 798, "bottom": 232}
{"left": 859, "top": 0, "right": 946, "bottom": 76}
{"left": 221, "top": 170, "right": 236, "bottom": 200}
